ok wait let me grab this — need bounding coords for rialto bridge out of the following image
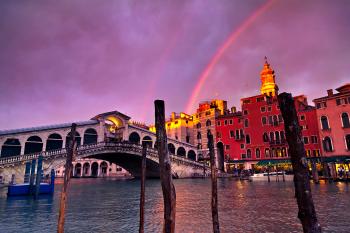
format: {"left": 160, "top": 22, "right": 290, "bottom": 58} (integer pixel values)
{"left": 0, "top": 111, "right": 208, "bottom": 184}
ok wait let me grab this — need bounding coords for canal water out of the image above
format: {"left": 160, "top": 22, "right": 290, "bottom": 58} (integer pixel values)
{"left": 0, "top": 178, "right": 349, "bottom": 233}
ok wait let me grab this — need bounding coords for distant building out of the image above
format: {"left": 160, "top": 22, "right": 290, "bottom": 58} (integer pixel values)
{"left": 149, "top": 112, "right": 194, "bottom": 144}
{"left": 192, "top": 99, "right": 227, "bottom": 165}
{"left": 215, "top": 110, "right": 244, "bottom": 170}
{"left": 313, "top": 84, "right": 350, "bottom": 158}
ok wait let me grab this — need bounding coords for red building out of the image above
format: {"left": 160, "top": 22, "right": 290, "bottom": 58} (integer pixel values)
{"left": 215, "top": 110, "right": 244, "bottom": 161}
{"left": 215, "top": 58, "right": 321, "bottom": 170}
{"left": 313, "top": 84, "right": 350, "bottom": 159}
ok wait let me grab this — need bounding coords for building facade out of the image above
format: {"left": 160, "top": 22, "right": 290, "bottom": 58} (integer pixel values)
{"left": 216, "top": 58, "right": 322, "bottom": 170}
{"left": 313, "top": 84, "right": 350, "bottom": 158}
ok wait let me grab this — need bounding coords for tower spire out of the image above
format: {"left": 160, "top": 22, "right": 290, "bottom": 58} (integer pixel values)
{"left": 260, "top": 57, "right": 279, "bottom": 97}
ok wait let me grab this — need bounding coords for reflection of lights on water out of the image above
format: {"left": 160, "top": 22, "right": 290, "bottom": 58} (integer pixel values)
{"left": 336, "top": 181, "right": 345, "bottom": 193}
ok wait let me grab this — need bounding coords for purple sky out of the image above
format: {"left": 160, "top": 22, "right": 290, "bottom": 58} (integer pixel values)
{"left": 1, "top": 0, "right": 349, "bottom": 130}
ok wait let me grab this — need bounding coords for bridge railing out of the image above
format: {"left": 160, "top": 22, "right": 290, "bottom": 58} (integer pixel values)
{"left": 0, "top": 142, "right": 206, "bottom": 169}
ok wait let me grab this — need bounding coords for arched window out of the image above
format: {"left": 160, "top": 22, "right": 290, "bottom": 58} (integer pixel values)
{"left": 273, "top": 115, "right": 278, "bottom": 125}
{"left": 275, "top": 131, "right": 280, "bottom": 143}
{"left": 341, "top": 113, "right": 350, "bottom": 128}
{"left": 197, "top": 132, "right": 201, "bottom": 140}
{"left": 262, "top": 117, "right": 267, "bottom": 125}
{"left": 244, "top": 119, "right": 249, "bottom": 127}
{"left": 168, "top": 143, "right": 175, "bottom": 154}
{"left": 270, "top": 132, "right": 275, "bottom": 142}
{"left": 263, "top": 133, "right": 269, "bottom": 142}
{"left": 128, "top": 132, "right": 140, "bottom": 144}
{"left": 83, "top": 163, "right": 90, "bottom": 177}
{"left": 83, "top": 128, "right": 98, "bottom": 145}
{"left": 24, "top": 136, "right": 43, "bottom": 154}
{"left": 188, "top": 150, "right": 196, "bottom": 161}
{"left": 271, "top": 148, "right": 276, "bottom": 158}
{"left": 256, "top": 148, "right": 260, "bottom": 158}
{"left": 177, "top": 147, "right": 186, "bottom": 157}
{"left": 196, "top": 123, "right": 201, "bottom": 129}
{"left": 66, "top": 132, "right": 81, "bottom": 148}
{"left": 280, "top": 131, "right": 285, "bottom": 142}
{"left": 247, "top": 149, "right": 251, "bottom": 158}
{"left": 265, "top": 148, "right": 270, "bottom": 158}
{"left": 323, "top": 136, "right": 333, "bottom": 152}
{"left": 245, "top": 135, "right": 251, "bottom": 144}
{"left": 1, "top": 138, "right": 21, "bottom": 157}
{"left": 321, "top": 116, "right": 330, "bottom": 130}
{"left": 46, "top": 133, "right": 63, "bottom": 151}
{"left": 206, "top": 120, "right": 211, "bottom": 127}
{"left": 346, "top": 135, "right": 350, "bottom": 150}
{"left": 276, "top": 148, "right": 282, "bottom": 157}
{"left": 282, "top": 147, "right": 287, "bottom": 157}
{"left": 142, "top": 136, "right": 153, "bottom": 148}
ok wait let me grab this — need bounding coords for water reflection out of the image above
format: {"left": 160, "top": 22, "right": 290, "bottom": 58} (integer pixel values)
{"left": 0, "top": 179, "right": 349, "bottom": 233}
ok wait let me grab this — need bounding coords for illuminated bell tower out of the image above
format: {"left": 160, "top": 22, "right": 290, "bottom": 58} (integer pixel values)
{"left": 260, "top": 56, "right": 279, "bottom": 97}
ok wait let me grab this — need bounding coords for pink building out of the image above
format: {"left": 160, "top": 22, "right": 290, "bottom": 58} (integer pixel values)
{"left": 313, "top": 84, "right": 350, "bottom": 159}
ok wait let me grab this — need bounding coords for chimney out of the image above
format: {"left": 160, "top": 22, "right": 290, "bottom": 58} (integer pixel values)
{"left": 327, "top": 89, "right": 333, "bottom": 97}
{"left": 231, "top": 107, "right": 236, "bottom": 113}
{"left": 171, "top": 112, "right": 176, "bottom": 120}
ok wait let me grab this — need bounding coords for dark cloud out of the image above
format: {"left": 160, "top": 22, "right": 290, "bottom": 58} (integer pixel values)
{"left": 0, "top": 0, "right": 349, "bottom": 129}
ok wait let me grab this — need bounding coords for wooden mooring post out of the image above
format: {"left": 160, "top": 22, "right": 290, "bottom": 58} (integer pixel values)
{"left": 57, "top": 123, "right": 77, "bottom": 233}
{"left": 311, "top": 160, "right": 319, "bottom": 184}
{"left": 278, "top": 93, "right": 321, "bottom": 233}
{"left": 34, "top": 155, "right": 43, "bottom": 199}
{"left": 207, "top": 130, "right": 220, "bottom": 233}
{"left": 29, "top": 159, "right": 37, "bottom": 194}
{"left": 154, "top": 100, "right": 176, "bottom": 233}
{"left": 139, "top": 143, "right": 147, "bottom": 233}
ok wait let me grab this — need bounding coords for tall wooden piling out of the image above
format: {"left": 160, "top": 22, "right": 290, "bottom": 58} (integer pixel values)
{"left": 34, "top": 155, "right": 43, "bottom": 199}
{"left": 278, "top": 93, "right": 321, "bottom": 233}
{"left": 29, "top": 159, "right": 37, "bottom": 194}
{"left": 311, "top": 160, "right": 319, "bottom": 184}
{"left": 322, "top": 162, "right": 330, "bottom": 182}
{"left": 139, "top": 143, "right": 147, "bottom": 233}
{"left": 57, "top": 123, "right": 77, "bottom": 233}
{"left": 24, "top": 162, "right": 31, "bottom": 183}
{"left": 154, "top": 100, "right": 176, "bottom": 233}
{"left": 207, "top": 130, "right": 220, "bottom": 233}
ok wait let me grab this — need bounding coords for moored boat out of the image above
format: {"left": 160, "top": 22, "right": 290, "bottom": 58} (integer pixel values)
{"left": 249, "top": 172, "right": 293, "bottom": 181}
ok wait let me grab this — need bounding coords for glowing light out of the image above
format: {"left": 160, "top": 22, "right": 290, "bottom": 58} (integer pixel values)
{"left": 185, "top": 0, "right": 275, "bottom": 113}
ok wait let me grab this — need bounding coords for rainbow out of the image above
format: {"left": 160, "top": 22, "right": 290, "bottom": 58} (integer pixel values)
{"left": 185, "top": 0, "right": 275, "bottom": 113}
